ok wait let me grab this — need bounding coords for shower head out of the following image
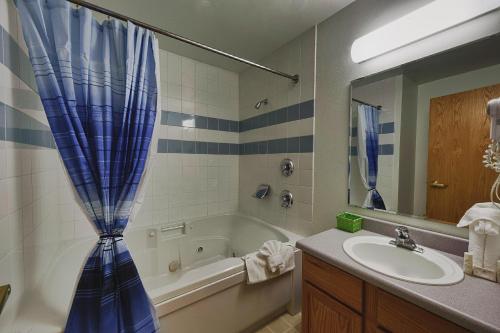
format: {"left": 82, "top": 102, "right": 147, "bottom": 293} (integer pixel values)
{"left": 254, "top": 98, "right": 268, "bottom": 110}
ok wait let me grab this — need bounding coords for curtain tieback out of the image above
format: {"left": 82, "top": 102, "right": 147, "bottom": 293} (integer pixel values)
{"left": 99, "top": 233, "right": 123, "bottom": 239}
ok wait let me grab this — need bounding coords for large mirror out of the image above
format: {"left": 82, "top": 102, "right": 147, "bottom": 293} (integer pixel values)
{"left": 348, "top": 33, "right": 500, "bottom": 224}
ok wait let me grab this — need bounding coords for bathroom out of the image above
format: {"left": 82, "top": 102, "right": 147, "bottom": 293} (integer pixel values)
{"left": 0, "top": 0, "right": 499, "bottom": 332}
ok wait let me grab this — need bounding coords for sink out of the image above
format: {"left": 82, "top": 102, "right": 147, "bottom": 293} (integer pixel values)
{"left": 343, "top": 236, "right": 464, "bottom": 285}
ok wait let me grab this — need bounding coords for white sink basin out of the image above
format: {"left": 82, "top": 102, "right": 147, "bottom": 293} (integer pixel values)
{"left": 343, "top": 236, "right": 464, "bottom": 285}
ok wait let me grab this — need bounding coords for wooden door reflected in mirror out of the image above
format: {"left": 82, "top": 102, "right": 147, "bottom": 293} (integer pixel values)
{"left": 426, "top": 84, "right": 500, "bottom": 224}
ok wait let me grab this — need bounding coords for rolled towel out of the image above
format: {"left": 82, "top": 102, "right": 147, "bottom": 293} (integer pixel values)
{"left": 267, "top": 254, "right": 284, "bottom": 273}
{"left": 243, "top": 240, "right": 295, "bottom": 284}
{"left": 259, "top": 240, "right": 289, "bottom": 273}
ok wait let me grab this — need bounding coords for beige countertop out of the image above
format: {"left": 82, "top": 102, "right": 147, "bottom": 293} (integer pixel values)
{"left": 296, "top": 228, "right": 500, "bottom": 333}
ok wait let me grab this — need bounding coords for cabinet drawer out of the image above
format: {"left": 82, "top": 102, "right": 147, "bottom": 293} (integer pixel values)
{"left": 376, "top": 289, "right": 470, "bottom": 333}
{"left": 303, "top": 253, "right": 363, "bottom": 313}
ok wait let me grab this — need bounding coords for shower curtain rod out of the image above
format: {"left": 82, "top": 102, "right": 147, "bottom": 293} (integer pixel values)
{"left": 352, "top": 98, "right": 382, "bottom": 110}
{"left": 66, "top": 0, "right": 300, "bottom": 83}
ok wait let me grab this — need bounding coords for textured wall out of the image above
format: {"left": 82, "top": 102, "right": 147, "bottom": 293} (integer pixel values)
{"left": 314, "top": 0, "right": 500, "bottom": 236}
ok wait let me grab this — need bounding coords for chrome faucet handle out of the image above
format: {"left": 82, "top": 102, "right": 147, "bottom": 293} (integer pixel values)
{"left": 391, "top": 226, "right": 424, "bottom": 253}
{"left": 395, "top": 226, "right": 410, "bottom": 239}
{"left": 280, "top": 190, "right": 293, "bottom": 208}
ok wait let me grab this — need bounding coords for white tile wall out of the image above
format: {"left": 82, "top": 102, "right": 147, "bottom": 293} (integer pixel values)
{"left": 0, "top": 0, "right": 64, "bottom": 329}
{"left": 0, "top": 2, "right": 240, "bottom": 329}
{"left": 238, "top": 28, "right": 316, "bottom": 236}
{"left": 132, "top": 153, "right": 239, "bottom": 229}
{"left": 239, "top": 28, "right": 315, "bottom": 121}
{"left": 239, "top": 153, "right": 314, "bottom": 236}
{"left": 160, "top": 50, "right": 239, "bottom": 120}
{"left": 144, "top": 49, "right": 240, "bottom": 229}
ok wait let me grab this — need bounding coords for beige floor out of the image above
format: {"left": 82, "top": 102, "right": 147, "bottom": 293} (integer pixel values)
{"left": 253, "top": 312, "right": 301, "bottom": 333}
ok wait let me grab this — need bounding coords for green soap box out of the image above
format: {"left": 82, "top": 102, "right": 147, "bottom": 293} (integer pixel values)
{"left": 336, "top": 212, "right": 363, "bottom": 233}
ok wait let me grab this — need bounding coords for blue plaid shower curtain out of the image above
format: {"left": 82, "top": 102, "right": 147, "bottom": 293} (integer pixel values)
{"left": 16, "top": 0, "right": 160, "bottom": 331}
{"left": 357, "top": 104, "right": 386, "bottom": 210}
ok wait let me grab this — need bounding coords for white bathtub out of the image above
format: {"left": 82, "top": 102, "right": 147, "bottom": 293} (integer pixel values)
{"left": 10, "top": 214, "right": 302, "bottom": 333}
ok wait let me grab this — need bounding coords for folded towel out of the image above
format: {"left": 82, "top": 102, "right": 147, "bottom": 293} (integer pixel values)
{"left": 243, "top": 240, "right": 295, "bottom": 284}
{"left": 487, "top": 98, "right": 500, "bottom": 141}
{"left": 458, "top": 203, "right": 500, "bottom": 272}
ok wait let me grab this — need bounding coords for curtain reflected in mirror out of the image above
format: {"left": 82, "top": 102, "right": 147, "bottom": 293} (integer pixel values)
{"left": 352, "top": 102, "right": 386, "bottom": 210}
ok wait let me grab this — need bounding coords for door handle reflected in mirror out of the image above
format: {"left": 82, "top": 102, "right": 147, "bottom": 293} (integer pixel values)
{"left": 430, "top": 180, "right": 448, "bottom": 188}
{"left": 0, "top": 284, "right": 11, "bottom": 316}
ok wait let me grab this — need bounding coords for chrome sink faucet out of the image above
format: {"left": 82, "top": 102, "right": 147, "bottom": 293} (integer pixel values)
{"left": 390, "top": 226, "right": 423, "bottom": 253}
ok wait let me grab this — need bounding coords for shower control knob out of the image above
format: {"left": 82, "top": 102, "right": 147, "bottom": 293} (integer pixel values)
{"left": 280, "top": 190, "right": 293, "bottom": 208}
{"left": 280, "top": 158, "right": 294, "bottom": 177}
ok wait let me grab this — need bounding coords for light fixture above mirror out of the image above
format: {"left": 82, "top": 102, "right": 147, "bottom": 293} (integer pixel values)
{"left": 351, "top": 0, "right": 500, "bottom": 63}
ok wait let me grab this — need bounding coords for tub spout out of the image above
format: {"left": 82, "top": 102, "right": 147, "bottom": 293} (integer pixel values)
{"left": 253, "top": 184, "right": 270, "bottom": 199}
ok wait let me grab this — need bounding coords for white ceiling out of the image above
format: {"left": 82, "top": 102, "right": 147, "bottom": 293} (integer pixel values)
{"left": 87, "top": 0, "right": 354, "bottom": 72}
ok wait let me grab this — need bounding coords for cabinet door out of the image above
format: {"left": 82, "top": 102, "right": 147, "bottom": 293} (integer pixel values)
{"left": 303, "top": 282, "right": 362, "bottom": 333}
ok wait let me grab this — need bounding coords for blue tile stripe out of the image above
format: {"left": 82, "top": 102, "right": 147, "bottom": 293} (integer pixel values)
{"left": 350, "top": 144, "right": 394, "bottom": 156}
{"left": 239, "top": 100, "right": 314, "bottom": 132}
{"left": 161, "top": 110, "right": 239, "bottom": 132}
{"left": 351, "top": 122, "right": 395, "bottom": 137}
{"left": 241, "top": 135, "right": 313, "bottom": 154}
{"left": 157, "top": 135, "right": 313, "bottom": 155}
{"left": 157, "top": 139, "right": 239, "bottom": 155}
{"left": 379, "top": 144, "right": 394, "bottom": 155}
{"left": 0, "top": 101, "right": 55, "bottom": 148}
{"left": 160, "top": 99, "right": 314, "bottom": 134}
{"left": 379, "top": 122, "right": 395, "bottom": 134}
{"left": 0, "top": 25, "right": 38, "bottom": 91}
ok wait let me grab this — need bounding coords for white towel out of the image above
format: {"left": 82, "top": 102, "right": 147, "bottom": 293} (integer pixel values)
{"left": 487, "top": 98, "right": 500, "bottom": 141}
{"left": 243, "top": 240, "right": 295, "bottom": 284}
{"left": 458, "top": 203, "right": 500, "bottom": 272}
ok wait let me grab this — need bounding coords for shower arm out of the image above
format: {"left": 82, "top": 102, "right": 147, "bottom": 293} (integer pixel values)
{"left": 66, "top": 0, "right": 299, "bottom": 83}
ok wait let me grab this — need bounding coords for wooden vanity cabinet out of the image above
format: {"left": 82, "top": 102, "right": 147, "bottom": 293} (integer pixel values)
{"left": 302, "top": 253, "right": 470, "bottom": 333}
